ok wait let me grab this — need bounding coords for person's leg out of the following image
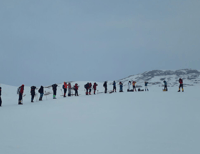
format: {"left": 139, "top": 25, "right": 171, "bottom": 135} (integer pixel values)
{"left": 19, "top": 94, "right": 22, "bottom": 104}
{"left": 31, "top": 94, "right": 34, "bottom": 102}
{"left": 0, "top": 97, "right": 2, "bottom": 106}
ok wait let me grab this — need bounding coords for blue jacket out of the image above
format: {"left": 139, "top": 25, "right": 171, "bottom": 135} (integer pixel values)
{"left": 163, "top": 81, "right": 167, "bottom": 86}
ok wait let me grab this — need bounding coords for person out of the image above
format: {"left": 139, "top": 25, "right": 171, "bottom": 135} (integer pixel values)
{"left": 132, "top": 81, "right": 137, "bottom": 92}
{"left": 84, "top": 83, "right": 89, "bottom": 95}
{"left": 30, "top": 86, "right": 36, "bottom": 102}
{"left": 178, "top": 78, "right": 184, "bottom": 92}
{"left": 103, "top": 81, "right": 107, "bottom": 93}
{"left": 17, "top": 84, "right": 24, "bottom": 105}
{"left": 63, "top": 82, "right": 68, "bottom": 97}
{"left": 68, "top": 83, "right": 71, "bottom": 96}
{"left": 89, "top": 83, "right": 92, "bottom": 95}
{"left": 74, "top": 83, "right": 79, "bottom": 96}
{"left": 113, "top": 81, "right": 116, "bottom": 92}
{"left": 52, "top": 84, "right": 58, "bottom": 99}
{"left": 0, "top": 87, "right": 2, "bottom": 107}
{"left": 93, "top": 82, "right": 98, "bottom": 94}
{"left": 119, "top": 82, "right": 123, "bottom": 92}
{"left": 145, "top": 81, "right": 149, "bottom": 91}
{"left": 163, "top": 80, "right": 167, "bottom": 91}
{"left": 127, "top": 81, "right": 131, "bottom": 91}
{"left": 38, "top": 86, "right": 44, "bottom": 101}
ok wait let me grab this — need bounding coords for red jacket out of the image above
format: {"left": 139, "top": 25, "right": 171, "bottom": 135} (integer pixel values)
{"left": 89, "top": 83, "right": 92, "bottom": 88}
{"left": 93, "top": 83, "right": 98, "bottom": 90}
{"left": 20, "top": 85, "right": 24, "bottom": 94}
{"left": 179, "top": 79, "right": 183, "bottom": 84}
{"left": 64, "top": 82, "right": 68, "bottom": 89}
{"left": 74, "top": 84, "right": 78, "bottom": 90}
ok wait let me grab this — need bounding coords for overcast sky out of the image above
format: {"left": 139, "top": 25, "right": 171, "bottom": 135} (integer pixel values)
{"left": 0, "top": 0, "right": 200, "bottom": 86}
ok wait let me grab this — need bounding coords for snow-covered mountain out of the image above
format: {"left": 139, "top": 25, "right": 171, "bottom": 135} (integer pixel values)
{"left": 114, "top": 69, "right": 200, "bottom": 87}
{"left": 1, "top": 73, "right": 200, "bottom": 154}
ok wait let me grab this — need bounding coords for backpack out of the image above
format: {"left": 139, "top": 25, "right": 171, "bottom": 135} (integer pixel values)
{"left": 63, "top": 85, "right": 65, "bottom": 89}
{"left": 17, "top": 86, "right": 21, "bottom": 94}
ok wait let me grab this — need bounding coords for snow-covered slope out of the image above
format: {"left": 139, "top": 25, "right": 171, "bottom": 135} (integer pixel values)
{"left": 115, "top": 69, "right": 200, "bottom": 87}
{"left": 0, "top": 82, "right": 200, "bottom": 154}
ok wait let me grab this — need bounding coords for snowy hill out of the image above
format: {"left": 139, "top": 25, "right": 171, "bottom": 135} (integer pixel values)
{"left": 114, "top": 69, "right": 200, "bottom": 87}
{"left": 1, "top": 70, "right": 200, "bottom": 154}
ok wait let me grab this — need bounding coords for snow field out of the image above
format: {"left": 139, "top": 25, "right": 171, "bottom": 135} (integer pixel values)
{"left": 0, "top": 84, "right": 200, "bottom": 154}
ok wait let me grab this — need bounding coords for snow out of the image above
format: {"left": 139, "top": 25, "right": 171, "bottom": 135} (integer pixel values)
{"left": 0, "top": 83, "right": 200, "bottom": 154}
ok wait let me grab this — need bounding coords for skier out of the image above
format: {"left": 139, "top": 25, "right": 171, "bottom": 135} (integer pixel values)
{"left": 93, "top": 82, "right": 98, "bottom": 94}
{"left": 132, "top": 81, "right": 137, "bottom": 92}
{"left": 103, "top": 81, "right": 107, "bottom": 93}
{"left": 113, "top": 81, "right": 116, "bottom": 92}
{"left": 38, "top": 86, "right": 44, "bottom": 101}
{"left": 0, "top": 87, "right": 2, "bottom": 107}
{"left": 30, "top": 86, "right": 36, "bottom": 102}
{"left": 52, "top": 84, "right": 58, "bottom": 99}
{"left": 127, "top": 81, "right": 131, "bottom": 91}
{"left": 119, "top": 82, "right": 123, "bottom": 92}
{"left": 63, "top": 82, "right": 68, "bottom": 97}
{"left": 74, "top": 83, "right": 79, "bottom": 96}
{"left": 84, "top": 83, "right": 89, "bottom": 95}
{"left": 145, "top": 81, "right": 149, "bottom": 91}
{"left": 178, "top": 78, "right": 184, "bottom": 92}
{"left": 68, "top": 83, "right": 71, "bottom": 96}
{"left": 17, "top": 84, "right": 24, "bottom": 105}
{"left": 163, "top": 80, "right": 167, "bottom": 91}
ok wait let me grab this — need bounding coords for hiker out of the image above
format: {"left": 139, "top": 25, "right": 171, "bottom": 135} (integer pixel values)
{"left": 93, "top": 82, "right": 98, "bottom": 94}
{"left": 145, "top": 81, "right": 149, "bottom": 91}
{"left": 89, "top": 83, "right": 92, "bottom": 95}
{"left": 119, "top": 82, "right": 123, "bottom": 92}
{"left": 63, "top": 82, "right": 68, "bottom": 97}
{"left": 68, "top": 83, "right": 71, "bottom": 96}
{"left": 132, "top": 81, "right": 137, "bottom": 92}
{"left": 30, "top": 86, "right": 36, "bottom": 102}
{"left": 0, "top": 87, "right": 2, "bottom": 107}
{"left": 103, "top": 81, "right": 107, "bottom": 93}
{"left": 17, "top": 84, "right": 24, "bottom": 105}
{"left": 84, "top": 83, "right": 89, "bottom": 95}
{"left": 127, "top": 81, "right": 131, "bottom": 91}
{"left": 52, "top": 84, "right": 58, "bottom": 99}
{"left": 74, "top": 83, "right": 79, "bottom": 96}
{"left": 38, "top": 86, "right": 44, "bottom": 101}
{"left": 113, "top": 81, "right": 116, "bottom": 92}
{"left": 178, "top": 78, "right": 184, "bottom": 92}
{"left": 163, "top": 80, "right": 167, "bottom": 91}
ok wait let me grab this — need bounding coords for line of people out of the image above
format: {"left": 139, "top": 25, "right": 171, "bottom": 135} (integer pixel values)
{"left": 102, "top": 81, "right": 149, "bottom": 93}
{"left": 0, "top": 78, "right": 184, "bottom": 107}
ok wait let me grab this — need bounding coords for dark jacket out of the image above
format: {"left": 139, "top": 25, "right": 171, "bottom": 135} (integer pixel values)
{"left": 30, "top": 86, "right": 36, "bottom": 95}
{"left": 84, "top": 83, "right": 89, "bottom": 89}
{"left": 103, "top": 82, "right": 107, "bottom": 88}
{"left": 38, "top": 86, "right": 44, "bottom": 94}
{"left": 52, "top": 84, "right": 58, "bottom": 91}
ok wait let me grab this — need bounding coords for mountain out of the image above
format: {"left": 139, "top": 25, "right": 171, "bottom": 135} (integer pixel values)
{"left": 114, "top": 69, "right": 200, "bottom": 87}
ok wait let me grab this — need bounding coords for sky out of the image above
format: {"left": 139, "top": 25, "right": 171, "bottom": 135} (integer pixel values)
{"left": 0, "top": 0, "right": 200, "bottom": 86}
